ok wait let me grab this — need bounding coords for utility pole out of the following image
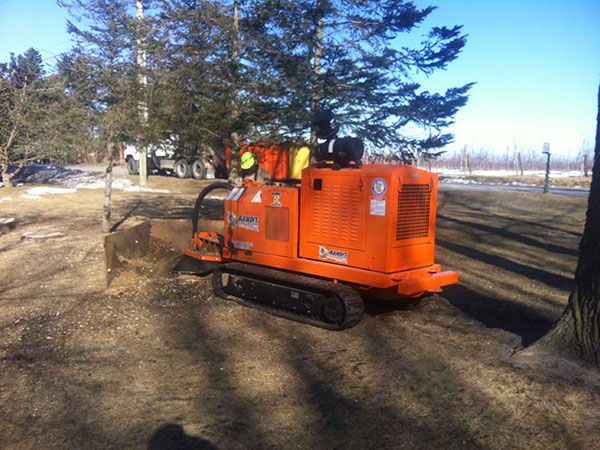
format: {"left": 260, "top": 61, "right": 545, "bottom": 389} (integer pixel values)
{"left": 137, "top": 0, "right": 148, "bottom": 186}
{"left": 542, "top": 142, "right": 551, "bottom": 194}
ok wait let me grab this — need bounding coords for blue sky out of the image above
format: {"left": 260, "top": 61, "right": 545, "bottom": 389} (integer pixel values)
{"left": 412, "top": 0, "right": 600, "bottom": 156}
{"left": 1, "top": 0, "right": 599, "bottom": 156}
{"left": 0, "top": 0, "right": 71, "bottom": 69}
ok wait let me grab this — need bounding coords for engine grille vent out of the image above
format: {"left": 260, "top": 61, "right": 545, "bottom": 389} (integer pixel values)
{"left": 396, "top": 184, "right": 431, "bottom": 240}
{"left": 312, "top": 184, "right": 361, "bottom": 243}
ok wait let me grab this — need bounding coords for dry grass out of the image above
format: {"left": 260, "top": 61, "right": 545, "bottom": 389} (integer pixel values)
{"left": 0, "top": 177, "right": 599, "bottom": 449}
{"left": 119, "top": 172, "right": 221, "bottom": 195}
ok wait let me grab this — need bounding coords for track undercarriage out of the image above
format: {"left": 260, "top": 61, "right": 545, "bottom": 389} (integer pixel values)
{"left": 212, "top": 262, "right": 364, "bottom": 330}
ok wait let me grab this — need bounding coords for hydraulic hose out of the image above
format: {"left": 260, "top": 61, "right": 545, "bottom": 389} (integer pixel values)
{"left": 191, "top": 182, "right": 233, "bottom": 236}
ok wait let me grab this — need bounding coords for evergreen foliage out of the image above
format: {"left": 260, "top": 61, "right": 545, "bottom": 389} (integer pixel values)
{"left": 2, "top": 0, "right": 472, "bottom": 171}
{"left": 147, "top": 1, "right": 282, "bottom": 160}
{"left": 0, "top": 48, "right": 79, "bottom": 185}
{"left": 58, "top": 0, "right": 139, "bottom": 151}
{"left": 247, "top": 0, "right": 474, "bottom": 158}
{"left": 58, "top": 0, "right": 141, "bottom": 232}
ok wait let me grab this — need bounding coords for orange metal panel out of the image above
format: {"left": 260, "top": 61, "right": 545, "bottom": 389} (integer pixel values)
{"left": 240, "top": 143, "right": 290, "bottom": 179}
{"left": 226, "top": 143, "right": 290, "bottom": 179}
{"left": 298, "top": 165, "right": 438, "bottom": 273}
{"left": 230, "top": 249, "right": 455, "bottom": 297}
{"left": 222, "top": 164, "right": 457, "bottom": 299}
{"left": 225, "top": 185, "right": 299, "bottom": 259}
{"left": 300, "top": 168, "right": 366, "bottom": 251}
{"left": 396, "top": 271, "right": 458, "bottom": 296}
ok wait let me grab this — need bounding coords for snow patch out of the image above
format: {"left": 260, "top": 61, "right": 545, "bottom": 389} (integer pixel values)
{"left": 433, "top": 169, "right": 584, "bottom": 178}
{"left": 6, "top": 165, "right": 173, "bottom": 194}
{"left": 22, "top": 231, "right": 66, "bottom": 239}
{"left": 122, "top": 185, "right": 170, "bottom": 193}
{"left": 27, "top": 187, "right": 77, "bottom": 195}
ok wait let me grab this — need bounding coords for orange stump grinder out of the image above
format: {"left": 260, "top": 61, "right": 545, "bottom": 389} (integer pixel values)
{"left": 177, "top": 111, "right": 458, "bottom": 329}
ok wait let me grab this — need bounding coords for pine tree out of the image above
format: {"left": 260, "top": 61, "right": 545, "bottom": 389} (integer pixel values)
{"left": 41, "top": 71, "right": 98, "bottom": 164}
{"left": 148, "top": 0, "right": 281, "bottom": 175}
{"left": 149, "top": 0, "right": 235, "bottom": 152}
{"left": 0, "top": 48, "right": 46, "bottom": 186}
{"left": 59, "top": 0, "right": 139, "bottom": 232}
{"left": 248, "top": 0, "right": 474, "bottom": 158}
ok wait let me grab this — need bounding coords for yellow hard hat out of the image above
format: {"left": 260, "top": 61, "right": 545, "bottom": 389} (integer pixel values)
{"left": 240, "top": 151, "right": 256, "bottom": 170}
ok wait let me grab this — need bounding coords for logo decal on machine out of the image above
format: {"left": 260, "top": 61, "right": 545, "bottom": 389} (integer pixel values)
{"left": 227, "top": 212, "right": 259, "bottom": 231}
{"left": 318, "top": 246, "right": 348, "bottom": 264}
{"left": 371, "top": 178, "right": 387, "bottom": 196}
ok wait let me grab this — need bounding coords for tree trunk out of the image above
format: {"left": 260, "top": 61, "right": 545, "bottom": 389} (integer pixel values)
{"left": 527, "top": 82, "right": 600, "bottom": 364}
{"left": 137, "top": 0, "right": 148, "bottom": 186}
{"left": 1, "top": 100, "right": 23, "bottom": 189}
{"left": 102, "top": 142, "right": 115, "bottom": 233}
{"left": 310, "top": 5, "right": 324, "bottom": 147}
{"left": 228, "top": 132, "right": 241, "bottom": 183}
{"left": 227, "top": 0, "right": 241, "bottom": 182}
{"left": 1, "top": 159, "right": 25, "bottom": 189}
{"left": 1, "top": 170, "right": 13, "bottom": 188}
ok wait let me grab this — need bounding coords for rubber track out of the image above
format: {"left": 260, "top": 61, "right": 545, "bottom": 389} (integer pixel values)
{"left": 212, "top": 262, "right": 364, "bottom": 330}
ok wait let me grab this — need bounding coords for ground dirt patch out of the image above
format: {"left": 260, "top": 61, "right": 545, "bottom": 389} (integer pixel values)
{"left": 0, "top": 176, "right": 599, "bottom": 449}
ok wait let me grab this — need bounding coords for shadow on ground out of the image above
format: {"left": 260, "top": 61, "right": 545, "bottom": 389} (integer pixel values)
{"left": 148, "top": 424, "right": 217, "bottom": 450}
{"left": 435, "top": 190, "right": 582, "bottom": 346}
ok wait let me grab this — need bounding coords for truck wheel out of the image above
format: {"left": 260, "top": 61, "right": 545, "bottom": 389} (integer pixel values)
{"left": 127, "top": 158, "right": 139, "bottom": 175}
{"left": 175, "top": 159, "right": 191, "bottom": 178}
{"left": 192, "top": 159, "right": 207, "bottom": 179}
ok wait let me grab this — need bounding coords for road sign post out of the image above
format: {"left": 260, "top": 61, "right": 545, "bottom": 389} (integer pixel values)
{"left": 542, "top": 142, "right": 551, "bottom": 194}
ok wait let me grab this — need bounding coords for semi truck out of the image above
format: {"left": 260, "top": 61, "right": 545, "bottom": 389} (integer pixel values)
{"left": 122, "top": 143, "right": 215, "bottom": 180}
